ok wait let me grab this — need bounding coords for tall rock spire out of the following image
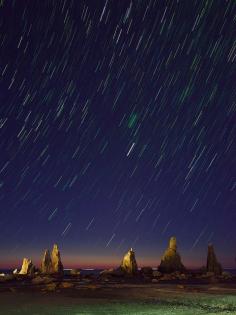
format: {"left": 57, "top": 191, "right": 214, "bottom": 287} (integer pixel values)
{"left": 41, "top": 249, "right": 53, "bottom": 274}
{"left": 120, "top": 248, "right": 138, "bottom": 275}
{"left": 206, "top": 244, "right": 222, "bottom": 275}
{"left": 51, "top": 244, "right": 64, "bottom": 274}
{"left": 159, "top": 237, "right": 185, "bottom": 273}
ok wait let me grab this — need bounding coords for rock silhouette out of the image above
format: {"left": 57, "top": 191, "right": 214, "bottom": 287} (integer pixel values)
{"left": 19, "top": 258, "right": 35, "bottom": 275}
{"left": 120, "top": 248, "right": 138, "bottom": 275}
{"left": 41, "top": 249, "right": 53, "bottom": 274}
{"left": 206, "top": 244, "right": 222, "bottom": 275}
{"left": 51, "top": 244, "right": 64, "bottom": 274}
{"left": 159, "top": 237, "right": 185, "bottom": 273}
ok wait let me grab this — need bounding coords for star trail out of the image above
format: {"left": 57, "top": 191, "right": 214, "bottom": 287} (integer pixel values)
{"left": 0, "top": 0, "right": 235, "bottom": 269}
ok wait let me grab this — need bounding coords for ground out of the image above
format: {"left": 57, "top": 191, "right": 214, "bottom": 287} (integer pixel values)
{"left": 0, "top": 283, "right": 236, "bottom": 315}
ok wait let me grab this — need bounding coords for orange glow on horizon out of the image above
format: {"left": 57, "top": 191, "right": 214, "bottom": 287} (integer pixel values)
{"left": 0, "top": 257, "right": 224, "bottom": 270}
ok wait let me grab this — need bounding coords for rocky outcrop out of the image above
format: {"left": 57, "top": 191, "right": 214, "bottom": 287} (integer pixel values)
{"left": 41, "top": 249, "right": 53, "bottom": 274}
{"left": 158, "top": 237, "right": 185, "bottom": 273}
{"left": 51, "top": 244, "right": 64, "bottom": 274}
{"left": 120, "top": 248, "right": 138, "bottom": 275}
{"left": 206, "top": 244, "right": 222, "bottom": 275}
{"left": 19, "top": 258, "right": 35, "bottom": 275}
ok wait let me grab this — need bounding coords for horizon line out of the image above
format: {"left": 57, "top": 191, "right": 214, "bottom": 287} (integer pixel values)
{"left": 0, "top": 263, "right": 235, "bottom": 270}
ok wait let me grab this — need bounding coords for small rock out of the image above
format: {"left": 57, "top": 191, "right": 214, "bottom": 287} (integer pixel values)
{"left": 88, "top": 284, "right": 98, "bottom": 290}
{"left": 60, "top": 282, "right": 74, "bottom": 289}
{"left": 70, "top": 269, "right": 81, "bottom": 276}
{"left": 221, "top": 271, "right": 232, "bottom": 279}
{"left": 44, "top": 283, "right": 57, "bottom": 291}
{"left": 206, "top": 271, "right": 215, "bottom": 277}
{"left": 153, "top": 271, "right": 162, "bottom": 278}
{"left": 0, "top": 274, "right": 14, "bottom": 282}
{"left": 178, "top": 273, "right": 188, "bottom": 280}
{"left": 160, "top": 274, "right": 173, "bottom": 281}
{"left": 152, "top": 279, "right": 158, "bottom": 283}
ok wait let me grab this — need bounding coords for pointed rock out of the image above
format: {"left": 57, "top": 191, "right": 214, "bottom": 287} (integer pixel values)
{"left": 120, "top": 248, "right": 138, "bottom": 275}
{"left": 206, "top": 244, "right": 222, "bottom": 275}
{"left": 51, "top": 244, "right": 64, "bottom": 274}
{"left": 41, "top": 249, "right": 53, "bottom": 274}
{"left": 159, "top": 237, "right": 185, "bottom": 273}
{"left": 19, "top": 258, "right": 35, "bottom": 275}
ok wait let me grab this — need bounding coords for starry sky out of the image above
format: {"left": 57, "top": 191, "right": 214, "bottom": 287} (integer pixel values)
{"left": 0, "top": 0, "right": 235, "bottom": 269}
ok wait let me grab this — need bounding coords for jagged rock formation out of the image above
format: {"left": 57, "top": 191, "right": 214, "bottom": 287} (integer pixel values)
{"left": 19, "top": 258, "right": 35, "bottom": 275}
{"left": 206, "top": 244, "right": 222, "bottom": 275}
{"left": 41, "top": 249, "right": 53, "bottom": 274}
{"left": 51, "top": 244, "right": 64, "bottom": 274}
{"left": 158, "top": 237, "right": 185, "bottom": 273}
{"left": 120, "top": 248, "right": 138, "bottom": 275}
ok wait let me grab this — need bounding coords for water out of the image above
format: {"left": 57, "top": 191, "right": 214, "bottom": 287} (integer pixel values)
{"left": 0, "top": 268, "right": 103, "bottom": 275}
{"left": 1, "top": 268, "right": 236, "bottom": 276}
{"left": 64, "top": 268, "right": 103, "bottom": 276}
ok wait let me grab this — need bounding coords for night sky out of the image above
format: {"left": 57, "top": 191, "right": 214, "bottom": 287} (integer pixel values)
{"left": 0, "top": 0, "right": 235, "bottom": 269}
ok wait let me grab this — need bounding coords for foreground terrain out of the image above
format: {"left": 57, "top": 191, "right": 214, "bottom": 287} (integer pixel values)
{"left": 0, "top": 281, "right": 236, "bottom": 315}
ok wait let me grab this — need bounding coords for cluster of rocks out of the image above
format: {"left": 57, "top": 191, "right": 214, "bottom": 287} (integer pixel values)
{"left": 157, "top": 237, "right": 223, "bottom": 278}
{"left": 1, "top": 236, "right": 233, "bottom": 295}
{"left": 100, "top": 236, "right": 226, "bottom": 282}
{"left": 17, "top": 244, "right": 63, "bottom": 276}
{"left": 0, "top": 237, "right": 230, "bottom": 286}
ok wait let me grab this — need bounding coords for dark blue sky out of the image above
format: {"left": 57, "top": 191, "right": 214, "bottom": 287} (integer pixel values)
{"left": 0, "top": 0, "right": 235, "bottom": 268}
